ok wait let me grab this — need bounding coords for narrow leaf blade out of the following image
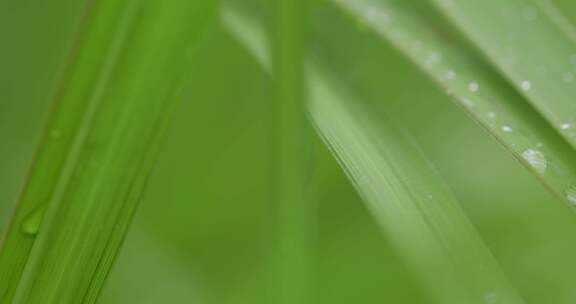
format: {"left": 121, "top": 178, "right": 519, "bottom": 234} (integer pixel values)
{"left": 0, "top": 0, "right": 216, "bottom": 303}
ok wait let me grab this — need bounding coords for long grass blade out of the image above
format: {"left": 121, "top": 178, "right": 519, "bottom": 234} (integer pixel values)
{"left": 221, "top": 4, "right": 526, "bottom": 303}
{"left": 333, "top": 0, "right": 576, "bottom": 208}
{"left": 309, "top": 67, "right": 525, "bottom": 304}
{"left": 0, "top": 0, "right": 216, "bottom": 303}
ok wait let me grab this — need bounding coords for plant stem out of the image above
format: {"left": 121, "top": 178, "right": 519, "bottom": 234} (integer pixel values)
{"left": 272, "top": 0, "right": 314, "bottom": 303}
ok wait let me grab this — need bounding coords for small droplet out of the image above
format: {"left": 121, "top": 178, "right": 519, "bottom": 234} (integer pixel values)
{"left": 522, "top": 149, "right": 547, "bottom": 174}
{"left": 363, "top": 6, "right": 391, "bottom": 31}
{"left": 563, "top": 72, "right": 574, "bottom": 83}
{"left": 487, "top": 112, "right": 496, "bottom": 119}
{"left": 21, "top": 204, "right": 48, "bottom": 236}
{"left": 521, "top": 80, "right": 532, "bottom": 91}
{"left": 461, "top": 97, "right": 475, "bottom": 108}
{"left": 501, "top": 125, "right": 513, "bottom": 133}
{"left": 561, "top": 123, "right": 574, "bottom": 130}
{"left": 468, "top": 82, "right": 480, "bottom": 92}
{"left": 566, "top": 186, "right": 576, "bottom": 205}
{"left": 445, "top": 69, "right": 456, "bottom": 80}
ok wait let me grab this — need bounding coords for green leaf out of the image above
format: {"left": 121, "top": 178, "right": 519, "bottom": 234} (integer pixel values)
{"left": 333, "top": 0, "right": 576, "bottom": 207}
{"left": 221, "top": 4, "right": 525, "bottom": 303}
{"left": 430, "top": 0, "right": 576, "bottom": 149}
{"left": 0, "top": 0, "right": 216, "bottom": 303}
{"left": 308, "top": 66, "right": 525, "bottom": 304}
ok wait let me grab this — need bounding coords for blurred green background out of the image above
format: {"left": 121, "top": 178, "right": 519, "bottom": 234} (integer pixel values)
{"left": 3, "top": 0, "right": 576, "bottom": 303}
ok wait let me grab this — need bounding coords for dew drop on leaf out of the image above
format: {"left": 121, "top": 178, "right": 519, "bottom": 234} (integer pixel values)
{"left": 21, "top": 204, "right": 48, "bottom": 236}
{"left": 468, "top": 81, "right": 479, "bottom": 92}
{"left": 566, "top": 186, "right": 576, "bottom": 206}
{"left": 522, "top": 149, "right": 547, "bottom": 174}
{"left": 461, "top": 97, "right": 474, "bottom": 108}
{"left": 520, "top": 80, "right": 532, "bottom": 91}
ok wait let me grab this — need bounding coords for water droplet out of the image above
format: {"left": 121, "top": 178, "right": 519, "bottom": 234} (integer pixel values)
{"left": 501, "top": 125, "right": 513, "bottom": 133}
{"left": 522, "top": 149, "right": 547, "bottom": 174}
{"left": 521, "top": 80, "right": 532, "bottom": 91}
{"left": 363, "top": 6, "right": 391, "bottom": 31}
{"left": 21, "top": 204, "right": 48, "bottom": 236}
{"left": 566, "top": 186, "right": 576, "bottom": 205}
{"left": 487, "top": 112, "right": 496, "bottom": 119}
{"left": 561, "top": 123, "right": 574, "bottom": 130}
{"left": 468, "top": 82, "right": 480, "bottom": 92}
{"left": 445, "top": 69, "right": 456, "bottom": 80}
{"left": 461, "top": 97, "right": 475, "bottom": 108}
{"left": 563, "top": 72, "right": 574, "bottom": 83}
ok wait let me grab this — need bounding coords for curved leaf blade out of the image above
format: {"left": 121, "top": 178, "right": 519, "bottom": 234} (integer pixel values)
{"left": 429, "top": 0, "right": 576, "bottom": 151}
{"left": 333, "top": 0, "right": 576, "bottom": 208}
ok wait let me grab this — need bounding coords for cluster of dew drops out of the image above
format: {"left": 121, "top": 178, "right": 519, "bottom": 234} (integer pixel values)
{"left": 358, "top": 2, "right": 576, "bottom": 206}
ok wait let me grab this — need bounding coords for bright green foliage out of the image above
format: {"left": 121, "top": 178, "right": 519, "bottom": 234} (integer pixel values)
{"left": 308, "top": 67, "right": 525, "bottom": 304}
{"left": 0, "top": 0, "right": 216, "bottom": 303}
{"left": 334, "top": 0, "right": 576, "bottom": 208}
{"left": 222, "top": 3, "right": 526, "bottom": 303}
{"left": 430, "top": 0, "right": 576, "bottom": 152}
{"left": 4, "top": 0, "right": 576, "bottom": 303}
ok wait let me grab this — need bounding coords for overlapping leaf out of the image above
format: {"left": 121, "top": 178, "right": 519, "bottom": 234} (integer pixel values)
{"left": 222, "top": 4, "right": 525, "bottom": 303}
